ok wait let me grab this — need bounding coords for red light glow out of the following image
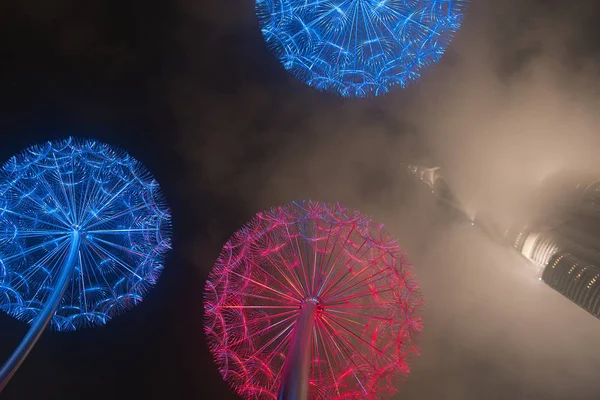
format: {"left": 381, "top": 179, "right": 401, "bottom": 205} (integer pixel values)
{"left": 204, "top": 201, "right": 423, "bottom": 399}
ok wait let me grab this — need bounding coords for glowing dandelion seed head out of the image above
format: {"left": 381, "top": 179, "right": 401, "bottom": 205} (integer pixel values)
{"left": 0, "top": 138, "right": 172, "bottom": 331}
{"left": 256, "top": 0, "right": 469, "bottom": 97}
{"left": 204, "top": 201, "right": 423, "bottom": 399}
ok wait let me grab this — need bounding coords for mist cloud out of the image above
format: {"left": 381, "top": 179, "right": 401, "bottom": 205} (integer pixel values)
{"left": 170, "top": 1, "right": 600, "bottom": 398}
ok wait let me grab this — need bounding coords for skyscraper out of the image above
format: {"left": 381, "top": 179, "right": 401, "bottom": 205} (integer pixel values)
{"left": 499, "top": 172, "right": 600, "bottom": 319}
{"left": 408, "top": 164, "right": 600, "bottom": 319}
{"left": 543, "top": 253, "right": 600, "bottom": 317}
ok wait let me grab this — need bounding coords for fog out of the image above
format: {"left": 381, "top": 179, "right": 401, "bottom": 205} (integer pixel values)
{"left": 171, "top": 0, "right": 600, "bottom": 398}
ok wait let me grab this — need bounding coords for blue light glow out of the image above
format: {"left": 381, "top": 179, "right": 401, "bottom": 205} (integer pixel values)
{"left": 0, "top": 138, "right": 172, "bottom": 331}
{"left": 257, "top": 0, "right": 469, "bottom": 97}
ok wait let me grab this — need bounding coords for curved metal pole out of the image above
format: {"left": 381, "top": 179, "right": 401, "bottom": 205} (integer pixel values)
{"left": 0, "top": 230, "right": 80, "bottom": 392}
{"left": 278, "top": 299, "right": 317, "bottom": 400}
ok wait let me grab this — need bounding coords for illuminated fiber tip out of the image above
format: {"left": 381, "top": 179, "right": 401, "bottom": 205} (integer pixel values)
{"left": 256, "top": 0, "right": 470, "bottom": 97}
{"left": 204, "top": 201, "right": 423, "bottom": 400}
{"left": 0, "top": 137, "right": 172, "bottom": 331}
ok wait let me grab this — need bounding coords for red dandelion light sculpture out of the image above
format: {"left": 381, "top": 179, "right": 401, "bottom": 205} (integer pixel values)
{"left": 204, "top": 201, "right": 423, "bottom": 400}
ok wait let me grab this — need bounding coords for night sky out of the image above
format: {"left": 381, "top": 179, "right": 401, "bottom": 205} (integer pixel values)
{"left": 1, "top": 1, "right": 600, "bottom": 399}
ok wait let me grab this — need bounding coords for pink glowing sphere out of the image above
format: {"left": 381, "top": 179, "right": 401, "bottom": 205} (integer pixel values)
{"left": 204, "top": 201, "right": 423, "bottom": 399}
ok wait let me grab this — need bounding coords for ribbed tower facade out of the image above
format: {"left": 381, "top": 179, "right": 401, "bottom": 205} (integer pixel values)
{"left": 543, "top": 253, "right": 600, "bottom": 317}
{"left": 407, "top": 164, "right": 600, "bottom": 319}
{"left": 505, "top": 173, "right": 600, "bottom": 318}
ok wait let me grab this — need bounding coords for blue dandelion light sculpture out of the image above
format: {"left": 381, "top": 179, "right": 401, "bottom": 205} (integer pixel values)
{"left": 257, "top": 0, "right": 470, "bottom": 97}
{"left": 0, "top": 137, "right": 172, "bottom": 390}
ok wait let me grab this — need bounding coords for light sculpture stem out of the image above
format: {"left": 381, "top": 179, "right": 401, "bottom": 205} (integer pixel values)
{"left": 0, "top": 230, "right": 81, "bottom": 392}
{"left": 278, "top": 299, "right": 317, "bottom": 400}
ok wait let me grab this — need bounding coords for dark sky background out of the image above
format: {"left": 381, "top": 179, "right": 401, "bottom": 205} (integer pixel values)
{"left": 1, "top": 0, "right": 600, "bottom": 399}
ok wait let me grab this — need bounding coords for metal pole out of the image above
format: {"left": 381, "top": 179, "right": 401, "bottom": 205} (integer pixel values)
{"left": 278, "top": 298, "right": 317, "bottom": 400}
{"left": 0, "top": 230, "right": 81, "bottom": 392}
